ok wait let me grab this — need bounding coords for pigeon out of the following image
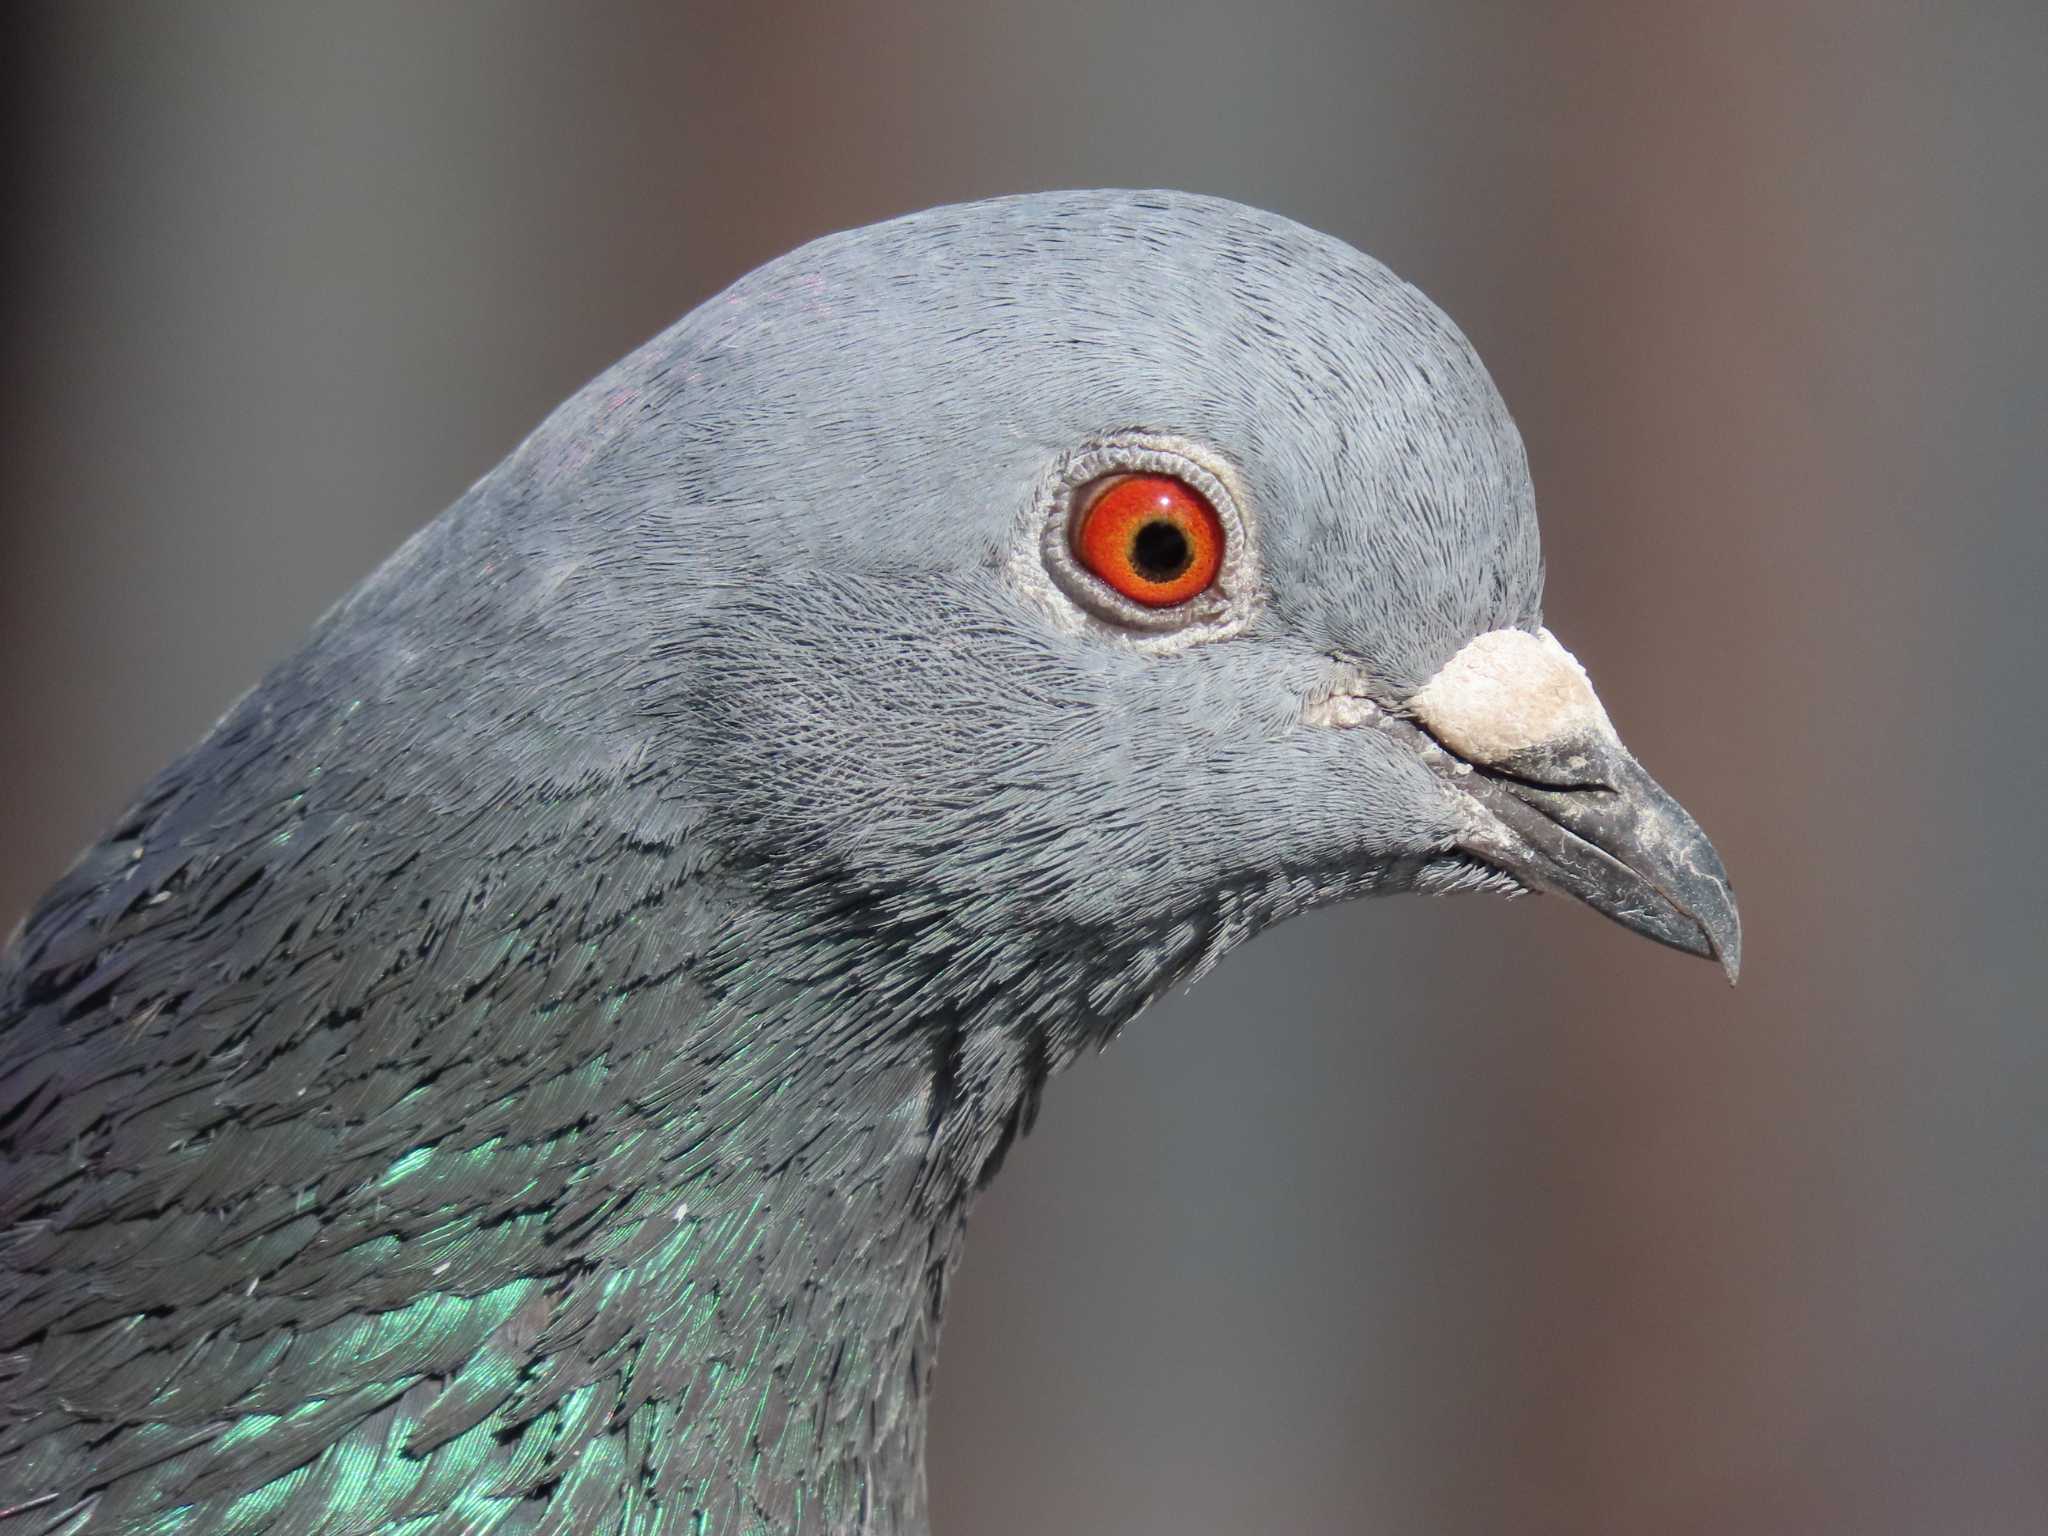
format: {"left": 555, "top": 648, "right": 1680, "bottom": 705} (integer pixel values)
{"left": 0, "top": 190, "right": 1738, "bottom": 1536}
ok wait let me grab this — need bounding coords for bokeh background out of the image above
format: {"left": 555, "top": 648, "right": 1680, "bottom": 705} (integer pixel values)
{"left": 4, "top": 3, "right": 2044, "bottom": 1532}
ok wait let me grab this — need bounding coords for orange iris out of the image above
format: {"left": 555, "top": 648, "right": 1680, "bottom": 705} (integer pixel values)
{"left": 1071, "top": 474, "right": 1225, "bottom": 607}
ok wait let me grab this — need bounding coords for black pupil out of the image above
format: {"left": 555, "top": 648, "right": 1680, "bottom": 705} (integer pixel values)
{"left": 1129, "top": 519, "right": 1191, "bottom": 582}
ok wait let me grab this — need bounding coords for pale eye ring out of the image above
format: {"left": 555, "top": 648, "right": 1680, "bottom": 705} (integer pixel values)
{"left": 1031, "top": 434, "right": 1262, "bottom": 645}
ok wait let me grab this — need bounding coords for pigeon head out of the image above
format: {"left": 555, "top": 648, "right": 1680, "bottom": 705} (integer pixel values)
{"left": 0, "top": 191, "right": 1737, "bottom": 1536}
{"left": 456, "top": 189, "right": 1731, "bottom": 1002}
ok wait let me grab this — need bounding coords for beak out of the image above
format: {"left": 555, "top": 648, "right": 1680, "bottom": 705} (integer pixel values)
{"left": 1448, "top": 734, "right": 1743, "bottom": 983}
{"left": 1323, "top": 628, "right": 1741, "bottom": 982}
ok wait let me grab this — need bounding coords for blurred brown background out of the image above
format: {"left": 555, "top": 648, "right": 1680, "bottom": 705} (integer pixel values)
{"left": 4, "top": 3, "right": 2043, "bottom": 1532}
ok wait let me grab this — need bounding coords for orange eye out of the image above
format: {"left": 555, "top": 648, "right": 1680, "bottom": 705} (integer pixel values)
{"left": 1071, "top": 474, "right": 1225, "bottom": 607}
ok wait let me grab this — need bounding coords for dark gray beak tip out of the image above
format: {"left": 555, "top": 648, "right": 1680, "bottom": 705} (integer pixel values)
{"left": 1703, "top": 897, "right": 1736, "bottom": 991}
{"left": 1717, "top": 930, "right": 1742, "bottom": 986}
{"left": 1700, "top": 888, "right": 1742, "bottom": 986}
{"left": 1645, "top": 776, "right": 1741, "bottom": 986}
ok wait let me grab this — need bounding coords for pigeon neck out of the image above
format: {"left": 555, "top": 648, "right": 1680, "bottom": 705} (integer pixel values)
{"left": 472, "top": 884, "right": 1054, "bottom": 1535}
